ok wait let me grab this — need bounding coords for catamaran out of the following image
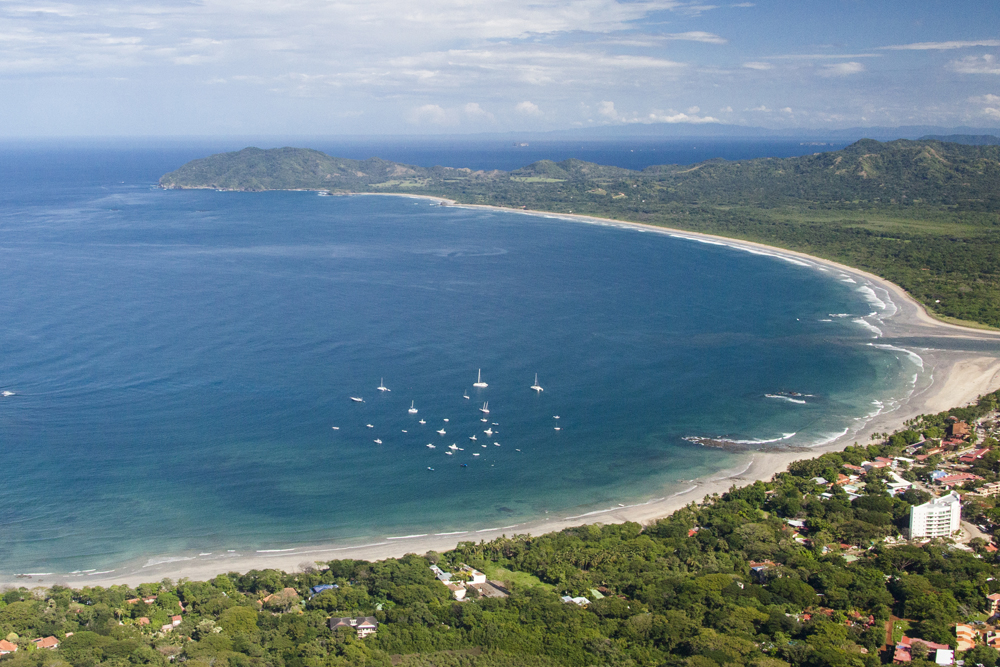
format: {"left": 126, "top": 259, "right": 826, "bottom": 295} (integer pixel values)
{"left": 408, "top": 401, "right": 418, "bottom": 414}
{"left": 473, "top": 369, "right": 488, "bottom": 388}
{"left": 479, "top": 401, "right": 489, "bottom": 414}
{"left": 530, "top": 373, "right": 543, "bottom": 392}
{"left": 378, "top": 378, "right": 390, "bottom": 392}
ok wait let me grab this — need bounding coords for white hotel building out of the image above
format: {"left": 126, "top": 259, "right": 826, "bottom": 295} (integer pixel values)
{"left": 909, "top": 492, "right": 962, "bottom": 539}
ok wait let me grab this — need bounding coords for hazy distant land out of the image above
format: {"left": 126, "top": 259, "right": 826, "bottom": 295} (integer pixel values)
{"left": 161, "top": 139, "right": 1000, "bottom": 330}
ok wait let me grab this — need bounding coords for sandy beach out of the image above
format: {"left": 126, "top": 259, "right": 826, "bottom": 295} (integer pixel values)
{"left": 11, "top": 196, "right": 1000, "bottom": 589}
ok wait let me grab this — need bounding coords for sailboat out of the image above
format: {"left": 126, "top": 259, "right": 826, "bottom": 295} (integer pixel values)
{"left": 463, "top": 390, "right": 470, "bottom": 400}
{"left": 378, "top": 378, "right": 390, "bottom": 392}
{"left": 479, "top": 401, "right": 489, "bottom": 414}
{"left": 530, "top": 373, "right": 543, "bottom": 392}
{"left": 473, "top": 369, "right": 488, "bottom": 388}
{"left": 350, "top": 397, "right": 364, "bottom": 402}
{"left": 408, "top": 401, "right": 418, "bottom": 414}
{"left": 437, "top": 428, "right": 446, "bottom": 435}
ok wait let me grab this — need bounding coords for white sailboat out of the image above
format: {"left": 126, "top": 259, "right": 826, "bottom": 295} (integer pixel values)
{"left": 473, "top": 369, "right": 488, "bottom": 388}
{"left": 530, "top": 373, "right": 543, "bottom": 392}
{"left": 437, "top": 428, "right": 446, "bottom": 435}
{"left": 479, "top": 401, "right": 489, "bottom": 414}
{"left": 350, "top": 397, "right": 364, "bottom": 402}
{"left": 374, "top": 439, "right": 382, "bottom": 444}
{"left": 484, "top": 428, "right": 493, "bottom": 436}
{"left": 378, "top": 378, "right": 390, "bottom": 392}
{"left": 408, "top": 401, "right": 418, "bottom": 414}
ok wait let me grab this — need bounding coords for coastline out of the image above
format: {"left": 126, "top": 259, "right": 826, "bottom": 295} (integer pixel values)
{"left": 8, "top": 193, "right": 1000, "bottom": 589}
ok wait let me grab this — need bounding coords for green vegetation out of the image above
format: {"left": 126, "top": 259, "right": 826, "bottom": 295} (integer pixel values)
{"left": 161, "top": 139, "right": 1000, "bottom": 328}
{"left": 8, "top": 390, "right": 1000, "bottom": 667}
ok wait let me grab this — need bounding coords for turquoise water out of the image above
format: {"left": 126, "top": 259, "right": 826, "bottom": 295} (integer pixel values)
{"left": 0, "top": 149, "right": 918, "bottom": 575}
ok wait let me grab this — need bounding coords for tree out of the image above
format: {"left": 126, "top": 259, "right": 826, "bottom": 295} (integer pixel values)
{"left": 219, "top": 606, "right": 259, "bottom": 636}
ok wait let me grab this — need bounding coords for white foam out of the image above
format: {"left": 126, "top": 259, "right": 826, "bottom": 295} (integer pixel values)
{"left": 870, "top": 343, "right": 925, "bottom": 369}
{"left": 86, "top": 570, "right": 115, "bottom": 576}
{"left": 386, "top": 534, "right": 429, "bottom": 540}
{"left": 563, "top": 496, "right": 666, "bottom": 520}
{"left": 257, "top": 548, "right": 296, "bottom": 553}
{"left": 857, "top": 285, "right": 886, "bottom": 309}
{"left": 852, "top": 318, "right": 883, "bottom": 337}
{"left": 765, "top": 394, "right": 807, "bottom": 404}
{"left": 807, "top": 427, "right": 850, "bottom": 447}
{"left": 143, "top": 556, "right": 195, "bottom": 567}
{"left": 434, "top": 531, "right": 469, "bottom": 536}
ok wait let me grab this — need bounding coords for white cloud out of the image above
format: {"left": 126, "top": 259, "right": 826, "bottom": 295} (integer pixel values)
{"left": 719, "top": 105, "right": 733, "bottom": 112}
{"left": 984, "top": 107, "right": 1000, "bottom": 120}
{"left": 819, "top": 61, "right": 865, "bottom": 77}
{"left": 596, "top": 100, "right": 718, "bottom": 124}
{"left": 464, "top": 102, "right": 494, "bottom": 121}
{"left": 951, "top": 55, "right": 1000, "bottom": 75}
{"left": 748, "top": 105, "right": 770, "bottom": 112}
{"left": 880, "top": 40, "right": 1000, "bottom": 51}
{"left": 743, "top": 61, "right": 771, "bottom": 70}
{"left": 515, "top": 100, "right": 541, "bottom": 115}
{"left": 780, "top": 107, "right": 793, "bottom": 114}
{"left": 409, "top": 103, "right": 454, "bottom": 125}
{"left": 765, "top": 53, "right": 879, "bottom": 60}
{"left": 664, "top": 31, "right": 727, "bottom": 44}
{"left": 646, "top": 111, "right": 719, "bottom": 124}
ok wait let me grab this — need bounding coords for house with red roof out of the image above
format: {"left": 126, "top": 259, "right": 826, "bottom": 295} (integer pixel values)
{"left": 0, "top": 640, "right": 17, "bottom": 655}
{"left": 31, "top": 637, "right": 59, "bottom": 650}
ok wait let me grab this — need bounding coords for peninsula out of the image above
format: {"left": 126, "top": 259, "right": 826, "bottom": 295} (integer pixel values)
{"left": 161, "top": 139, "right": 1000, "bottom": 329}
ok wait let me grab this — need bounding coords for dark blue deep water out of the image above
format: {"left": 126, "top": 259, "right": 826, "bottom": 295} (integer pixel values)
{"left": 0, "top": 144, "right": 913, "bottom": 575}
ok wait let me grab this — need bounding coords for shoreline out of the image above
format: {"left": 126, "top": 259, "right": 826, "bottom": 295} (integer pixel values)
{"left": 7, "top": 194, "right": 1000, "bottom": 589}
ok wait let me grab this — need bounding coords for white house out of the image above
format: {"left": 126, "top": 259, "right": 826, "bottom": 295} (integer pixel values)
{"left": 909, "top": 492, "right": 961, "bottom": 540}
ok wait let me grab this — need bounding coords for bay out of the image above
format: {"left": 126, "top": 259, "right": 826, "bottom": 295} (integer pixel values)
{"left": 0, "top": 146, "right": 914, "bottom": 574}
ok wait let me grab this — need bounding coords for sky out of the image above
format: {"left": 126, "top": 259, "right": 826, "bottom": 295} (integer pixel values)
{"left": 1, "top": 0, "right": 999, "bottom": 136}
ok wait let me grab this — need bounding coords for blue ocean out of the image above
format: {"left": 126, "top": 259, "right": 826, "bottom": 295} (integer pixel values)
{"left": 0, "top": 141, "right": 915, "bottom": 575}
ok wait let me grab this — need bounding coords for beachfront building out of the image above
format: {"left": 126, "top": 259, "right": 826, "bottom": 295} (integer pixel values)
{"left": 909, "top": 492, "right": 961, "bottom": 540}
{"left": 329, "top": 617, "right": 378, "bottom": 638}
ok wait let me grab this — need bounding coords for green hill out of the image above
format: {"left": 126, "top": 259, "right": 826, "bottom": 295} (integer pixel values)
{"left": 161, "top": 140, "right": 1000, "bottom": 328}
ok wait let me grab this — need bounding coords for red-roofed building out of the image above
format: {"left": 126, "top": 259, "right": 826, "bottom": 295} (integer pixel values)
{"left": 0, "top": 640, "right": 17, "bottom": 655}
{"left": 138, "top": 617, "right": 150, "bottom": 626}
{"left": 844, "top": 464, "right": 865, "bottom": 473}
{"left": 894, "top": 636, "right": 951, "bottom": 663}
{"left": 171, "top": 615, "right": 182, "bottom": 626}
{"left": 951, "top": 421, "right": 971, "bottom": 438}
{"left": 937, "top": 473, "right": 983, "bottom": 488}
{"left": 960, "top": 448, "right": 990, "bottom": 464}
{"left": 32, "top": 637, "right": 59, "bottom": 649}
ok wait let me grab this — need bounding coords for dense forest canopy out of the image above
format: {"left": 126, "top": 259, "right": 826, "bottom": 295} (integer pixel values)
{"left": 160, "top": 139, "right": 1000, "bottom": 329}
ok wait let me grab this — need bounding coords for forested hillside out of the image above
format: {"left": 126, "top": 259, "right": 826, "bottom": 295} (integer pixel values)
{"left": 160, "top": 140, "right": 1000, "bottom": 328}
{"left": 5, "top": 390, "right": 1000, "bottom": 667}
